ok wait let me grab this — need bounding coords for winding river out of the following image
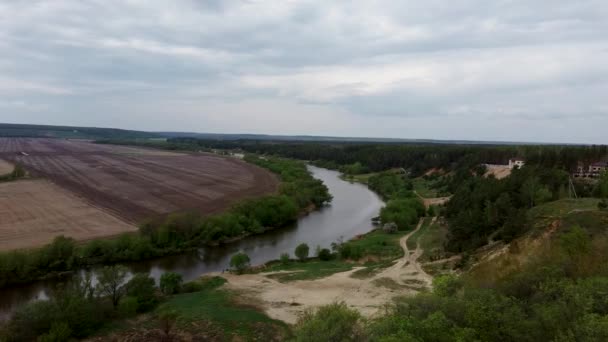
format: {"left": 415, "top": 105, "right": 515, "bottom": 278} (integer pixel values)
{"left": 0, "top": 166, "right": 384, "bottom": 319}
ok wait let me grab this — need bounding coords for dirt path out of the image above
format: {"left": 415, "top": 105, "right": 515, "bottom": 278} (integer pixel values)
{"left": 220, "top": 218, "right": 434, "bottom": 324}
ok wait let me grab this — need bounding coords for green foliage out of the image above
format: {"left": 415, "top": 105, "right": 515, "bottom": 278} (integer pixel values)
{"left": 229, "top": 252, "right": 251, "bottom": 274}
{"left": 117, "top": 296, "right": 139, "bottom": 318}
{"left": 292, "top": 302, "right": 366, "bottom": 342}
{"left": 295, "top": 243, "right": 310, "bottom": 261}
{"left": 433, "top": 274, "right": 463, "bottom": 297}
{"left": 125, "top": 273, "right": 157, "bottom": 312}
{"left": 318, "top": 248, "right": 333, "bottom": 261}
{"left": 598, "top": 171, "right": 608, "bottom": 198}
{"left": 160, "top": 272, "right": 183, "bottom": 295}
{"left": 96, "top": 265, "right": 129, "bottom": 308}
{"left": 445, "top": 166, "right": 569, "bottom": 252}
{"left": 280, "top": 253, "right": 291, "bottom": 265}
{"left": 155, "top": 286, "right": 287, "bottom": 340}
{"left": 367, "top": 171, "right": 413, "bottom": 200}
{"left": 380, "top": 198, "right": 425, "bottom": 230}
{"left": 37, "top": 322, "right": 72, "bottom": 342}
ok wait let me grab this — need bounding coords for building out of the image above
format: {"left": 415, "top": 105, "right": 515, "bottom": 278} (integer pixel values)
{"left": 508, "top": 158, "right": 525, "bottom": 170}
{"left": 573, "top": 162, "right": 608, "bottom": 178}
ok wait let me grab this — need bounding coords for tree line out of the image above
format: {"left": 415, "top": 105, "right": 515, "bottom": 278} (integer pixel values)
{"left": 0, "top": 156, "right": 331, "bottom": 288}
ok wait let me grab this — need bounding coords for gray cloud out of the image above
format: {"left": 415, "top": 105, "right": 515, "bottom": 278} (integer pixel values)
{"left": 0, "top": 0, "right": 607, "bottom": 143}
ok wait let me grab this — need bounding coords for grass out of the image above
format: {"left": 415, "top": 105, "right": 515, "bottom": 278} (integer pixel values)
{"left": 257, "top": 229, "right": 407, "bottom": 282}
{"left": 528, "top": 198, "right": 602, "bottom": 236}
{"left": 96, "top": 276, "right": 288, "bottom": 341}
{"left": 406, "top": 217, "right": 432, "bottom": 250}
{"left": 412, "top": 177, "right": 449, "bottom": 198}
{"left": 418, "top": 220, "right": 450, "bottom": 262}
{"left": 263, "top": 260, "right": 354, "bottom": 282}
{"left": 340, "top": 171, "right": 380, "bottom": 184}
{"left": 344, "top": 229, "right": 406, "bottom": 260}
{"left": 528, "top": 198, "right": 601, "bottom": 219}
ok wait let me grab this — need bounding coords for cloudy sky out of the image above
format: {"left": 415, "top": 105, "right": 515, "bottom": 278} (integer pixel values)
{"left": 1, "top": 1, "right": 607, "bottom": 143}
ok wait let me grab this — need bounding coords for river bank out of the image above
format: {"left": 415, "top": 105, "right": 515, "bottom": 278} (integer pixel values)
{"left": 0, "top": 166, "right": 384, "bottom": 320}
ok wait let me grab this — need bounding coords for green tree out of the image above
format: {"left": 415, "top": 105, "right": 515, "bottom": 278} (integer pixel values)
{"left": 125, "top": 273, "right": 157, "bottom": 312}
{"left": 160, "top": 272, "right": 183, "bottom": 295}
{"left": 599, "top": 171, "right": 608, "bottom": 198}
{"left": 292, "top": 302, "right": 366, "bottom": 342}
{"left": 229, "top": 252, "right": 251, "bottom": 274}
{"left": 433, "top": 274, "right": 463, "bottom": 297}
{"left": 96, "top": 265, "right": 128, "bottom": 309}
{"left": 295, "top": 243, "right": 310, "bottom": 261}
{"left": 522, "top": 177, "right": 541, "bottom": 208}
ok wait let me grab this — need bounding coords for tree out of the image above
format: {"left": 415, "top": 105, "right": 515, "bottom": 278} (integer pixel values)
{"left": 292, "top": 302, "right": 366, "bottom": 342}
{"left": 96, "top": 265, "right": 128, "bottom": 309}
{"left": 599, "top": 171, "right": 608, "bottom": 198}
{"left": 295, "top": 243, "right": 310, "bottom": 261}
{"left": 318, "top": 248, "right": 332, "bottom": 261}
{"left": 229, "top": 252, "right": 251, "bottom": 274}
{"left": 522, "top": 177, "right": 541, "bottom": 208}
{"left": 160, "top": 272, "right": 183, "bottom": 295}
{"left": 125, "top": 273, "right": 157, "bottom": 312}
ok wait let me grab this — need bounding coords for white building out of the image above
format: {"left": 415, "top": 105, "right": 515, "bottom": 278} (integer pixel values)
{"left": 508, "top": 158, "right": 525, "bottom": 170}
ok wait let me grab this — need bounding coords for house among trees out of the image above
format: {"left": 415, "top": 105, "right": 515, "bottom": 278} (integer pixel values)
{"left": 573, "top": 161, "right": 608, "bottom": 178}
{"left": 508, "top": 158, "right": 525, "bottom": 169}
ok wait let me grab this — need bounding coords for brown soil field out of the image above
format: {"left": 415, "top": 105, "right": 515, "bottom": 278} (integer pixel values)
{"left": 0, "top": 159, "right": 13, "bottom": 175}
{"left": 0, "top": 138, "right": 279, "bottom": 249}
{"left": 0, "top": 179, "right": 137, "bottom": 251}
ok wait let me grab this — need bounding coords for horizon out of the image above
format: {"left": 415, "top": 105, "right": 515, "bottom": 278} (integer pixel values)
{"left": 1, "top": 1, "right": 608, "bottom": 144}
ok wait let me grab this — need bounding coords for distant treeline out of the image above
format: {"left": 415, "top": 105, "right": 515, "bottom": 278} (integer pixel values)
{"left": 0, "top": 156, "right": 331, "bottom": 288}
{"left": 102, "top": 138, "right": 608, "bottom": 176}
{"left": 0, "top": 123, "right": 158, "bottom": 139}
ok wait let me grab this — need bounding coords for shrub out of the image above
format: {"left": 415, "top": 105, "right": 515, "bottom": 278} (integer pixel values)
{"left": 160, "top": 272, "right": 183, "bottom": 295}
{"left": 318, "top": 248, "right": 332, "bottom": 261}
{"left": 117, "top": 296, "right": 138, "bottom": 317}
{"left": 280, "top": 253, "right": 291, "bottom": 265}
{"left": 292, "top": 302, "right": 366, "bottom": 342}
{"left": 295, "top": 243, "right": 310, "bottom": 261}
{"left": 230, "top": 252, "right": 251, "bottom": 274}
{"left": 125, "top": 273, "right": 157, "bottom": 312}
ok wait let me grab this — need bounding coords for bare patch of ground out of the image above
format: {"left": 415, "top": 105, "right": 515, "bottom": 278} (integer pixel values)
{"left": 219, "top": 219, "right": 434, "bottom": 324}
{"left": 485, "top": 164, "right": 511, "bottom": 179}
{"left": 0, "top": 159, "right": 13, "bottom": 175}
{"left": 0, "top": 179, "right": 137, "bottom": 251}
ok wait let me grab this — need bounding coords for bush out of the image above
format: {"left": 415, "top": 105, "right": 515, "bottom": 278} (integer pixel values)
{"left": 292, "top": 302, "right": 366, "bottom": 342}
{"left": 318, "top": 248, "right": 332, "bottom": 261}
{"left": 295, "top": 243, "right": 310, "bottom": 261}
{"left": 37, "top": 322, "right": 71, "bottom": 342}
{"left": 117, "top": 296, "right": 138, "bottom": 317}
{"left": 280, "top": 253, "right": 291, "bottom": 265}
{"left": 160, "top": 272, "right": 183, "bottom": 295}
{"left": 230, "top": 252, "right": 251, "bottom": 274}
{"left": 125, "top": 273, "right": 157, "bottom": 312}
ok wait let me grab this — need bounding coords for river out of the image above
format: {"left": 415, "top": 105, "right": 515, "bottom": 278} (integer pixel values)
{"left": 0, "top": 166, "right": 384, "bottom": 319}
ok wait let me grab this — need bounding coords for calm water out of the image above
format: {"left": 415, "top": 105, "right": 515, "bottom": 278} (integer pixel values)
{"left": 0, "top": 166, "right": 383, "bottom": 319}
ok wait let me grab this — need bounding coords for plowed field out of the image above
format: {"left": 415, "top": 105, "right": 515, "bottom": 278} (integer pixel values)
{"left": 0, "top": 138, "right": 278, "bottom": 250}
